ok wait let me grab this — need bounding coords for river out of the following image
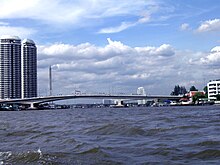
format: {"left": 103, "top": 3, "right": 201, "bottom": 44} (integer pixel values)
{"left": 0, "top": 106, "right": 220, "bottom": 164}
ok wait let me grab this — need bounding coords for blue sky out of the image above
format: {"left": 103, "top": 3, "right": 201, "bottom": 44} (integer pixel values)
{"left": 0, "top": 0, "right": 220, "bottom": 95}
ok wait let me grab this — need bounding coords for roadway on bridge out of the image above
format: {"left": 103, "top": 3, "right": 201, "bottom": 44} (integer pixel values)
{"left": 0, "top": 94, "right": 182, "bottom": 105}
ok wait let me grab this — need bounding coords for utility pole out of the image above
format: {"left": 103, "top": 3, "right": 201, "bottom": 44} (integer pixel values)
{"left": 49, "top": 66, "right": 52, "bottom": 96}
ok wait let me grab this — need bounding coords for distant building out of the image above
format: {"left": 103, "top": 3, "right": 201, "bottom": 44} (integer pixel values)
{"left": 137, "top": 87, "right": 146, "bottom": 105}
{"left": 207, "top": 79, "right": 220, "bottom": 101}
{"left": 0, "top": 35, "right": 22, "bottom": 99}
{"left": 187, "top": 91, "right": 205, "bottom": 102}
{"left": 187, "top": 91, "right": 205, "bottom": 98}
{"left": 22, "top": 39, "right": 37, "bottom": 98}
{"left": 103, "top": 99, "right": 116, "bottom": 105}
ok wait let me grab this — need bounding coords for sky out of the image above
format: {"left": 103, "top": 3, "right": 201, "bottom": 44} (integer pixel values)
{"left": 0, "top": 0, "right": 220, "bottom": 95}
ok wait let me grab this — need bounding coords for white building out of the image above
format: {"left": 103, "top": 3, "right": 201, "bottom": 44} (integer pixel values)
{"left": 103, "top": 99, "right": 116, "bottom": 105}
{"left": 207, "top": 79, "right": 220, "bottom": 101}
{"left": 137, "top": 87, "right": 146, "bottom": 105}
{"left": 0, "top": 35, "right": 22, "bottom": 99}
{"left": 22, "top": 39, "right": 37, "bottom": 98}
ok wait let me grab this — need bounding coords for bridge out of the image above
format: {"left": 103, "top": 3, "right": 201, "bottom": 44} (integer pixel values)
{"left": 0, "top": 94, "right": 182, "bottom": 109}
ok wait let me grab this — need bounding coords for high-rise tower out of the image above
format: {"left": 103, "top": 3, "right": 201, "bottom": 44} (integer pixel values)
{"left": 0, "top": 35, "right": 22, "bottom": 99}
{"left": 22, "top": 39, "right": 37, "bottom": 98}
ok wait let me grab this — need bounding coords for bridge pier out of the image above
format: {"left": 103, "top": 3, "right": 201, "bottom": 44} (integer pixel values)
{"left": 115, "top": 99, "right": 124, "bottom": 107}
{"left": 28, "top": 103, "right": 38, "bottom": 110}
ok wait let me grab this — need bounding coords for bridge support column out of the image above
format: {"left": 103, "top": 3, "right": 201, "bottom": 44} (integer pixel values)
{"left": 115, "top": 99, "right": 124, "bottom": 107}
{"left": 29, "top": 103, "right": 37, "bottom": 110}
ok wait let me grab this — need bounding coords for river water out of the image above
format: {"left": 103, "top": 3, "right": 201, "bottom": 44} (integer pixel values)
{"left": 0, "top": 106, "right": 220, "bottom": 164}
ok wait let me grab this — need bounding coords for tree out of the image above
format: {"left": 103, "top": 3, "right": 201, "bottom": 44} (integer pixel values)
{"left": 203, "top": 86, "right": 208, "bottom": 98}
{"left": 192, "top": 92, "right": 205, "bottom": 103}
{"left": 171, "top": 85, "right": 187, "bottom": 95}
{"left": 180, "top": 86, "right": 187, "bottom": 94}
{"left": 190, "top": 86, "right": 198, "bottom": 91}
{"left": 216, "top": 94, "right": 220, "bottom": 101}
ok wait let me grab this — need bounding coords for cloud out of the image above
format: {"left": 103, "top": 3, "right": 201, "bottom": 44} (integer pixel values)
{"left": 0, "top": 0, "right": 157, "bottom": 34}
{"left": 37, "top": 39, "right": 217, "bottom": 95}
{"left": 0, "top": 0, "right": 177, "bottom": 34}
{"left": 196, "top": 19, "right": 220, "bottom": 33}
{"left": 0, "top": 22, "right": 9, "bottom": 26}
{"left": 200, "top": 46, "right": 220, "bottom": 65}
{"left": 98, "top": 6, "right": 152, "bottom": 33}
{"left": 0, "top": 0, "right": 82, "bottom": 24}
{"left": 98, "top": 22, "right": 136, "bottom": 34}
{"left": 37, "top": 38, "right": 195, "bottom": 95}
{"left": 138, "top": 12, "right": 151, "bottom": 24}
{"left": 0, "top": 25, "right": 36, "bottom": 38}
{"left": 98, "top": 13, "right": 151, "bottom": 34}
{"left": 180, "top": 23, "right": 190, "bottom": 31}
{"left": 135, "top": 44, "right": 175, "bottom": 57}
{"left": 0, "top": 0, "right": 156, "bottom": 27}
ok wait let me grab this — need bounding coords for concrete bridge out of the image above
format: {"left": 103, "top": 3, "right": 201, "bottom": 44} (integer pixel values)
{"left": 0, "top": 94, "right": 182, "bottom": 109}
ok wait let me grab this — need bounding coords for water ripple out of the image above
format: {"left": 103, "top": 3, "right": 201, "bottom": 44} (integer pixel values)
{"left": 0, "top": 106, "right": 219, "bottom": 164}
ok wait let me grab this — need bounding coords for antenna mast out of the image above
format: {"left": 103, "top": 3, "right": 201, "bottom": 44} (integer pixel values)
{"left": 49, "top": 66, "right": 52, "bottom": 96}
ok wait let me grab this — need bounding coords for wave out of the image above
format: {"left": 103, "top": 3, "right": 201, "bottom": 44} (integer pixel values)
{"left": 0, "top": 122, "right": 10, "bottom": 130}
{"left": 77, "top": 146, "right": 103, "bottom": 155}
{"left": 84, "top": 123, "right": 147, "bottom": 137}
{"left": 6, "top": 130, "right": 41, "bottom": 137}
{"left": 0, "top": 151, "right": 12, "bottom": 164}
{"left": 83, "top": 123, "right": 203, "bottom": 137}
{"left": 0, "top": 148, "right": 59, "bottom": 165}
{"left": 187, "top": 149, "right": 220, "bottom": 159}
{"left": 196, "top": 140, "right": 220, "bottom": 146}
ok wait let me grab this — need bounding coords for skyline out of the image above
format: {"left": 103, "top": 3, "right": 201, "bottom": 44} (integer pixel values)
{"left": 0, "top": 0, "right": 220, "bottom": 95}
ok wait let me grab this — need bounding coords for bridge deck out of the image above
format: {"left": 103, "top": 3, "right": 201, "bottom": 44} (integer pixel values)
{"left": 0, "top": 94, "right": 182, "bottom": 104}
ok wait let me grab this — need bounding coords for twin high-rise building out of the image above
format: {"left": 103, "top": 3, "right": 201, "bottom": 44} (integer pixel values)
{"left": 0, "top": 36, "right": 21, "bottom": 99}
{"left": 0, "top": 35, "right": 37, "bottom": 99}
{"left": 22, "top": 39, "right": 37, "bottom": 98}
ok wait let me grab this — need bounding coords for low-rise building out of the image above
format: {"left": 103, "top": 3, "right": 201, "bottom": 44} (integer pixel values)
{"left": 186, "top": 91, "right": 205, "bottom": 103}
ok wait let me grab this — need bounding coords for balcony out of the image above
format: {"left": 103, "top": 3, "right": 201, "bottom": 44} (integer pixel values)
{"left": 209, "top": 84, "right": 216, "bottom": 86}
{"left": 208, "top": 88, "right": 216, "bottom": 91}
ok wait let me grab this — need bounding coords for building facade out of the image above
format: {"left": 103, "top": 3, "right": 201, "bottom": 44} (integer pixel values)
{"left": 22, "top": 39, "right": 37, "bottom": 98}
{"left": 0, "top": 35, "right": 22, "bottom": 99}
{"left": 207, "top": 80, "right": 220, "bottom": 101}
{"left": 137, "top": 87, "right": 146, "bottom": 105}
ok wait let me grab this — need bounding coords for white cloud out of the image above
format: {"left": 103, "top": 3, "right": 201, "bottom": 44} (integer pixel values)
{"left": 37, "top": 38, "right": 213, "bottom": 96}
{"left": 0, "top": 22, "right": 9, "bottom": 26}
{"left": 200, "top": 46, "right": 220, "bottom": 65}
{"left": 98, "top": 22, "right": 136, "bottom": 34}
{"left": 0, "top": 0, "right": 156, "bottom": 27}
{"left": 0, "top": 0, "right": 175, "bottom": 34}
{"left": 38, "top": 39, "right": 205, "bottom": 95}
{"left": 138, "top": 12, "right": 151, "bottom": 24}
{"left": 196, "top": 19, "right": 220, "bottom": 33}
{"left": 0, "top": 25, "right": 36, "bottom": 38}
{"left": 98, "top": 13, "right": 151, "bottom": 34}
{"left": 180, "top": 23, "right": 190, "bottom": 31}
{"left": 0, "top": 0, "right": 82, "bottom": 24}
{"left": 98, "top": 6, "right": 152, "bottom": 33}
{"left": 135, "top": 44, "right": 175, "bottom": 57}
{"left": 0, "top": 0, "right": 158, "bottom": 34}
{"left": 211, "top": 46, "right": 220, "bottom": 53}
